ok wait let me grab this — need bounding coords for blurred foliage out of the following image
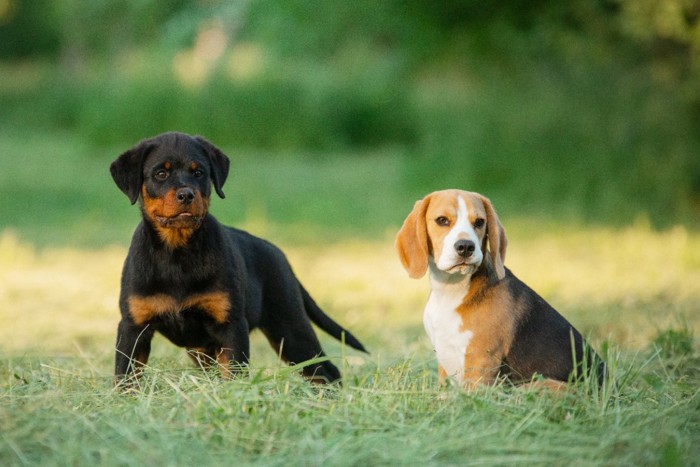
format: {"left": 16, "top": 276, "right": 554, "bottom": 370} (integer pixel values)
{"left": 0, "top": 0, "right": 699, "bottom": 226}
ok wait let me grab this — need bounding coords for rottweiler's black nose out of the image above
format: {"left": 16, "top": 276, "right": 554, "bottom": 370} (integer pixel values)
{"left": 454, "top": 239, "right": 475, "bottom": 258}
{"left": 176, "top": 187, "right": 195, "bottom": 205}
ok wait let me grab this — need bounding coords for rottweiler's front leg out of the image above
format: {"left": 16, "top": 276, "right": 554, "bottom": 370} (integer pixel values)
{"left": 114, "top": 318, "right": 155, "bottom": 388}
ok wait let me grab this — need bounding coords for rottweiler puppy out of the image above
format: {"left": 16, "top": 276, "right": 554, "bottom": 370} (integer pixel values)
{"left": 110, "top": 132, "right": 366, "bottom": 386}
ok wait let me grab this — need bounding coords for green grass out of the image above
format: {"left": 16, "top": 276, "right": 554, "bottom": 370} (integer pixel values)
{"left": 2, "top": 346, "right": 699, "bottom": 465}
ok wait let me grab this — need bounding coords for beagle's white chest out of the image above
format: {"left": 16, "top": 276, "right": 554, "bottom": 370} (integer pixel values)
{"left": 423, "top": 289, "right": 473, "bottom": 384}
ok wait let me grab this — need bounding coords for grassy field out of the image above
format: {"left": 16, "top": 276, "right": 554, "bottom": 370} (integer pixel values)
{"left": 1, "top": 131, "right": 699, "bottom": 465}
{"left": 1, "top": 229, "right": 699, "bottom": 465}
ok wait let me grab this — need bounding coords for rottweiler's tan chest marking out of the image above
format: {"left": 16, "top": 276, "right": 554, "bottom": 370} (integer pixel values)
{"left": 128, "top": 292, "right": 230, "bottom": 326}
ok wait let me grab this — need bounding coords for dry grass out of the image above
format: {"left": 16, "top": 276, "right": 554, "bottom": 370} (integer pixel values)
{"left": 1, "top": 221, "right": 698, "bottom": 361}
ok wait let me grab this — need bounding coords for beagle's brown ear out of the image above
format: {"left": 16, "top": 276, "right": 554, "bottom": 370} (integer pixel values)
{"left": 110, "top": 141, "right": 156, "bottom": 204}
{"left": 480, "top": 195, "right": 507, "bottom": 280}
{"left": 395, "top": 196, "right": 431, "bottom": 279}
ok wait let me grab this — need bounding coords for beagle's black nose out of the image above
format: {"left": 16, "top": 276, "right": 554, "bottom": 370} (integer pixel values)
{"left": 176, "top": 187, "right": 195, "bottom": 204}
{"left": 454, "top": 239, "right": 475, "bottom": 258}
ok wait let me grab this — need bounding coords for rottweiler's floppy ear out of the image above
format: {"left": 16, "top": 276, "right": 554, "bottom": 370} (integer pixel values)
{"left": 395, "top": 195, "right": 432, "bottom": 279}
{"left": 110, "top": 141, "right": 156, "bottom": 204}
{"left": 480, "top": 195, "right": 507, "bottom": 280}
{"left": 195, "top": 136, "right": 230, "bottom": 199}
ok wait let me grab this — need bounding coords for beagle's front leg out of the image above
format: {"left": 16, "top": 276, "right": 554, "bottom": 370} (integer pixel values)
{"left": 462, "top": 351, "right": 502, "bottom": 389}
{"left": 438, "top": 364, "right": 448, "bottom": 386}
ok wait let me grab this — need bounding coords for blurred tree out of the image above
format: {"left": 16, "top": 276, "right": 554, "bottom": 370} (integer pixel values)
{"left": 0, "top": 0, "right": 191, "bottom": 61}
{"left": 615, "top": 0, "right": 700, "bottom": 100}
{"left": 0, "top": 0, "right": 698, "bottom": 223}
{"left": 51, "top": 0, "right": 191, "bottom": 73}
{"left": 0, "top": 0, "right": 60, "bottom": 58}
{"left": 2, "top": 0, "right": 699, "bottom": 99}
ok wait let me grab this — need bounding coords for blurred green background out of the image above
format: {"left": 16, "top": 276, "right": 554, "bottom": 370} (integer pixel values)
{"left": 1, "top": 0, "right": 699, "bottom": 246}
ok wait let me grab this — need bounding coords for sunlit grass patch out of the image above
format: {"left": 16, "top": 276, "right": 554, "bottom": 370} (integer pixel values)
{"left": 1, "top": 221, "right": 698, "bottom": 357}
{"left": 0, "top": 231, "right": 123, "bottom": 356}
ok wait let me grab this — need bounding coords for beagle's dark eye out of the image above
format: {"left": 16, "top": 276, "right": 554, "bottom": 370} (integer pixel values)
{"left": 474, "top": 218, "right": 485, "bottom": 229}
{"left": 155, "top": 170, "right": 169, "bottom": 181}
{"left": 435, "top": 216, "right": 450, "bottom": 227}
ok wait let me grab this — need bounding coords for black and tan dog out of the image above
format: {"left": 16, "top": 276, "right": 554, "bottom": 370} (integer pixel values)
{"left": 110, "top": 132, "right": 366, "bottom": 386}
{"left": 396, "top": 189, "right": 605, "bottom": 390}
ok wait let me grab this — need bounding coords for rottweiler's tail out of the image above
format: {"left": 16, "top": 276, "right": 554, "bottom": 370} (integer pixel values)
{"left": 299, "top": 284, "right": 368, "bottom": 353}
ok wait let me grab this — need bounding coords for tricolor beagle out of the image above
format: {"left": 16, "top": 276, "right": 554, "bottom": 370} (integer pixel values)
{"left": 396, "top": 189, "right": 605, "bottom": 389}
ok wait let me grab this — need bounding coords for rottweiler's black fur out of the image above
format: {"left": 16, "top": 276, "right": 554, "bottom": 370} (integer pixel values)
{"left": 110, "top": 132, "right": 366, "bottom": 385}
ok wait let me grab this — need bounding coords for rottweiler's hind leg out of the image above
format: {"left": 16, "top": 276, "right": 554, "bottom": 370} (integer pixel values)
{"left": 262, "top": 327, "right": 341, "bottom": 384}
